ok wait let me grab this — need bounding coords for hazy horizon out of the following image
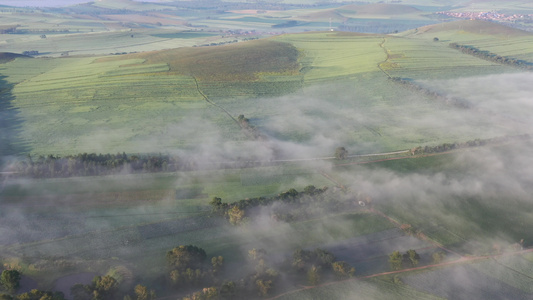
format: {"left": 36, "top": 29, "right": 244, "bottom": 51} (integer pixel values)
{"left": 0, "top": 0, "right": 163, "bottom": 7}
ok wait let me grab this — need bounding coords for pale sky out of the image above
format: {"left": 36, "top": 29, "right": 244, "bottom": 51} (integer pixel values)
{"left": 0, "top": 0, "right": 162, "bottom": 7}
{"left": 0, "top": 0, "right": 92, "bottom": 6}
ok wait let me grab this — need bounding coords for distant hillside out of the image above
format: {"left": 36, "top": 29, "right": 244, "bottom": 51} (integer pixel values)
{"left": 99, "top": 39, "right": 301, "bottom": 81}
{"left": 300, "top": 10, "right": 347, "bottom": 22}
{"left": 339, "top": 3, "right": 421, "bottom": 15}
{"left": 0, "top": 52, "right": 27, "bottom": 63}
{"left": 416, "top": 20, "right": 532, "bottom": 37}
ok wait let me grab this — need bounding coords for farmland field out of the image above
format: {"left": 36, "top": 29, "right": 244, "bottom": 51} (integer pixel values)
{"left": 1, "top": 26, "right": 531, "bottom": 156}
{"left": 331, "top": 140, "right": 533, "bottom": 252}
{"left": 2, "top": 2, "right": 533, "bottom": 299}
{"left": 276, "top": 277, "right": 445, "bottom": 300}
{"left": 402, "top": 263, "right": 533, "bottom": 300}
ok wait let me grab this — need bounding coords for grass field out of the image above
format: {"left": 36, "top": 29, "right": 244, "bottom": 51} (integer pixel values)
{"left": 2, "top": 1, "right": 533, "bottom": 298}
{"left": 402, "top": 263, "right": 533, "bottom": 300}
{"left": 1, "top": 26, "right": 530, "bottom": 157}
{"left": 401, "top": 20, "right": 533, "bottom": 63}
{"left": 276, "top": 277, "right": 445, "bottom": 300}
{"left": 331, "top": 140, "right": 533, "bottom": 251}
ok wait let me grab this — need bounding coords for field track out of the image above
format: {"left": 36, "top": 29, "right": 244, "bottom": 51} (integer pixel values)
{"left": 369, "top": 207, "right": 463, "bottom": 257}
{"left": 191, "top": 75, "right": 242, "bottom": 128}
{"left": 377, "top": 37, "right": 393, "bottom": 79}
{"left": 267, "top": 247, "right": 533, "bottom": 300}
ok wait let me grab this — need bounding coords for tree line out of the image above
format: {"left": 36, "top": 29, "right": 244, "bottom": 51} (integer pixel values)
{"left": 410, "top": 134, "right": 531, "bottom": 155}
{"left": 449, "top": 43, "right": 533, "bottom": 70}
{"left": 210, "top": 185, "right": 366, "bottom": 225}
{"left": 0, "top": 268, "right": 156, "bottom": 300}
{"left": 10, "top": 153, "right": 187, "bottom": 178}
{"left": 389, "top": 77, "right": 470, "bottom": 108}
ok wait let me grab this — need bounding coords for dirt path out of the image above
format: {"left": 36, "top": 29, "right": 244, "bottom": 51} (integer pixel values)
{"left": 267, "top": 247, "right": 533, "bottom": 300}
{"left": 377, "top": 37, "right": 392, "bottom": 79}
{"left": 190, "top": 74, "right": 242, "bottom": 128}
{"left": 319, "top": 171, "right": 345, "bottom": 189}
{"left": 335, "top": 150, "right": 454, "bottom": 167}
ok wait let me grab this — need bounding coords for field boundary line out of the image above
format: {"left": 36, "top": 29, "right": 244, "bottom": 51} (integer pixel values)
{"left": 492, "top": 257, "right": 533, "bottom": 281}
{"left": 377, "top": 37, "right": 392, "bottom": 79}
{"left": 190, "top": 74, "right": 242, "bottom": 128}
{"left": 369, "top": 207, "right": 464, "bottom": 258}
{"left": 267, "top": 248, "right": 533, "bottom": 300}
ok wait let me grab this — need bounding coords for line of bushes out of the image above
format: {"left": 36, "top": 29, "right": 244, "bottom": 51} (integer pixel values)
{"left": 389, "top": 77, "right": 471, "bottom": 108}
{"left": 449, "top": 43, "right": 533, "bottom": 70}
{"left": 10, "top": 152, "right": 186, "bottom": 178}
{"left": 410, "top": 134, "right": 531, "bottom": 155}
{"left": 210, "top": 185, "right": 367, "bottom": 225}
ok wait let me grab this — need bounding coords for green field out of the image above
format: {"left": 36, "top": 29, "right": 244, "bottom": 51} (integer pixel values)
{"left": 2, "top": 26, "right": 530, "bottom": 157}
{"left": 332, "top": 140, "right": 533, "bottom": 252}
{"left": 2, "top": 2, "right": 533, "bottom": 298}
{"left": 276, "top": 277, "right": 445, "bottom": 300}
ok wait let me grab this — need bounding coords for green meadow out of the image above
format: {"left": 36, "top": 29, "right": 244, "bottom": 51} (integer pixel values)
{"left": 2, "top": 4, "right": 533, "bottom": 296}
{"left": 2, "top": 24, "right": 530, "bottom": 156}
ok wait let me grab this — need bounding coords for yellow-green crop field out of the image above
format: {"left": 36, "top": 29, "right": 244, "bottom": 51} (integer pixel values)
{"left": 2, "top": 27, "right": 531, "bottom": 156}
{"left": 275, "top": 32, "right": 385, "bottom": 82}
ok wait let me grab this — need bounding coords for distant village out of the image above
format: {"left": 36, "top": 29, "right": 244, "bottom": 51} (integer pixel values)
{"left": 436, "top": 11, "right": 533, "bottom": 23}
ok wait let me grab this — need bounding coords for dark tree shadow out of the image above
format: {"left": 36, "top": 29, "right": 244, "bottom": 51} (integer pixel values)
{"left": 0, "top": 74, "right": 31, "bottom": 159}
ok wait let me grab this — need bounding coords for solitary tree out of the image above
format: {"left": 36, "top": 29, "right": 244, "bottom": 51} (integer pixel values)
{"left": 335, "top": 147, "right": 347, "bottom": 160}
{"left": 209, "top": 197, "right": 223, "bottom": 214}
{"left": 432, "top": 251, "right": 446, "bottom": 264}
{"left": 388, "top": 251, "right": 403, "bottom": 271}
{"left": 307, "top": 265, "right": 321, "bottom": 286}
{"left": 211, "top": 256, "right": 224, "bottom": 273}
{"left": 228, "top": 206, "right": 245, "bottom": 226}
{"left": 405, "top": 249, "right": 420, "bottom": 267}
{"left": 255, "top": 279, "right": 273, "bottom": 297}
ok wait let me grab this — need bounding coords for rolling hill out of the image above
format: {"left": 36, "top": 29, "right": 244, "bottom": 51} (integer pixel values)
{"left": 339, "top": 3, "right": 422, "bottom": 16}
{"left": 413, "top": 19, "right": 531, "bottom": 37}
{"left": 1, "top": 23, "right": 530, "bottom": 156}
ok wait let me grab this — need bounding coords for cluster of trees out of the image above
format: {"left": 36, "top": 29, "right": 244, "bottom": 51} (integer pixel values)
{"left": 272, "top": 21, "right": 299, "bottom": 28}
{"left": 22, "top": 51, "right": 39, "bottom": 56}
{"left": 70, "top": 275, "right": 120, "bottom": 300}
{"left": 176, "top": 245, "right": 356, "bottom": 299}
{"left": 0, "top": 268, "right": 156, "bottom": 300}
{"left": 167, "top": 245, "right": 280, "bottom": 299}
{"left": 390, "top": 77, "right": 470, "bottom": 108}
{"left": 11, "top": 153, "right": 188, "bottom": 178}
{"left": 237, "top": 115, "right": 267, "bottom": 141}
{"left": 0, "top": 290, "right": 66, "bottom": 300}
{"left": 388, "top": 250, "right": 420, "bottom": 271}
{"left": 290, "top": 248, "right": 355, "bottom": 286}
{"left": 0, "top": 270, "right": 21, "bottom": 294}
{"left": 210, "top": 185, "right": 362, "bottom": 225}
{"left": 70, "top": 275, "right": 156, "bottom": 300}
{"left": 449, "top": 43, "right": 533, "bottom": 70}
{"left": 167, "top": 245, "right": 220, "bottom": 289}
{"left": 388, "top": 249, "right": 448, "bottom": 272}
{"left": 0, "top": 269, "right": 67, "bottom": 300}
{"left": 71, "top": 275, "right": 155, "bottom": 300}
{"left": 410, "top": 134, "right": 531, "bottom": 155}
